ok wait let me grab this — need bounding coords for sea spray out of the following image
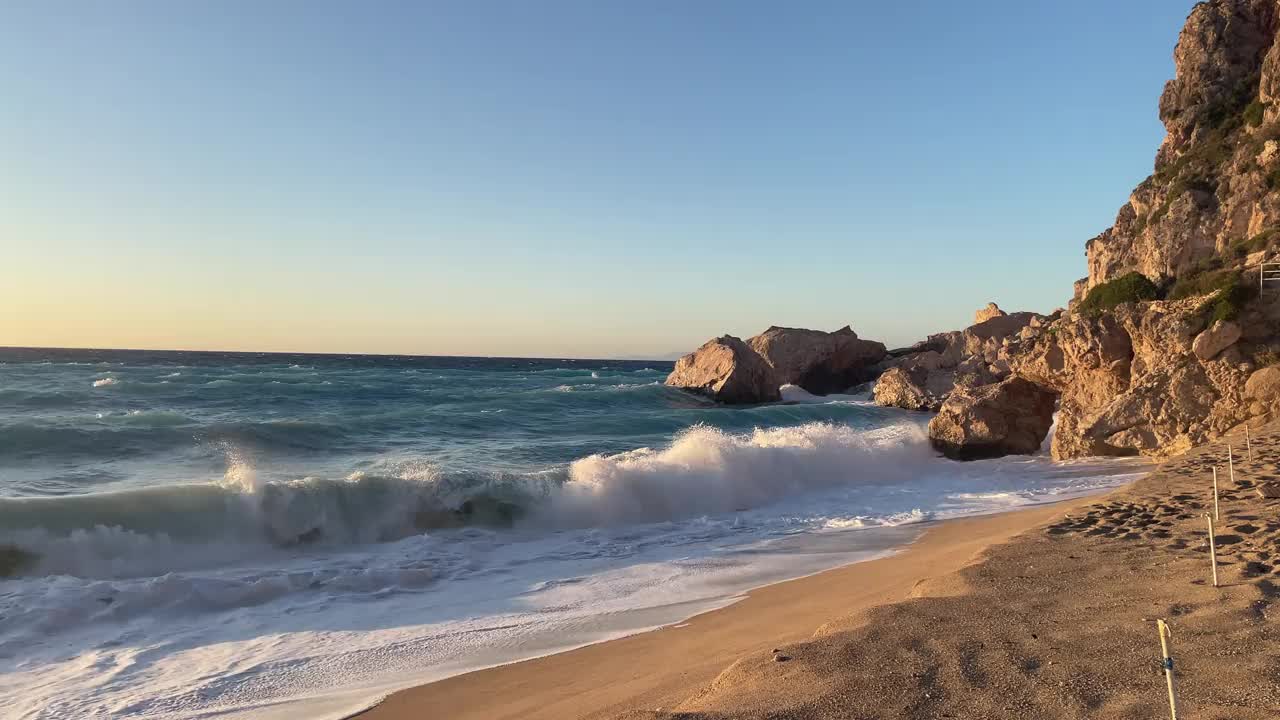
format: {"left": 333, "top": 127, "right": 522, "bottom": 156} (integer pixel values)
{"left": 545, "top": 422, "right": 932, "bottom": 527}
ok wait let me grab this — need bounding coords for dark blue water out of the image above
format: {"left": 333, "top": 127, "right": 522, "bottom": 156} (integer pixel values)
{"left": 0, "top": 347, "right": 898, "bottom": 497}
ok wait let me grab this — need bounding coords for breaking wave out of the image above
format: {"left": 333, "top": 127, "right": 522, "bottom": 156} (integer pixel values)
{"left": 1, "top": 422, "right": 934, "bottom": 578}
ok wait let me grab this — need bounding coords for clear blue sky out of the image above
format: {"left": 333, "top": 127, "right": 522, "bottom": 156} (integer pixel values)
{"left": 1, "top": 1, "right": 1193, "bottom": 358}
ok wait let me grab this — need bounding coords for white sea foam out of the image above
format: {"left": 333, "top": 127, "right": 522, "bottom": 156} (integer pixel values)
{"left": 545, "top": 422, "right": 930, "bottom": 527}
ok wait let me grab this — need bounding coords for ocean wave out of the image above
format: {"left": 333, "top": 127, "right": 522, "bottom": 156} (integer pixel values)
{"left": 541, "top": 422, "right": 932, "bottom": 527}
{"left": 1, "top": 418, "right": 1128, "bottom": 583}
{"left": 0, "top": 422, "right": 934, "bottom": 578}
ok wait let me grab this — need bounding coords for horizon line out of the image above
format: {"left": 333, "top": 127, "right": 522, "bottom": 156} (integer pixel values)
{"left": 0, "top": 344, "right": 680, "bottom": 363}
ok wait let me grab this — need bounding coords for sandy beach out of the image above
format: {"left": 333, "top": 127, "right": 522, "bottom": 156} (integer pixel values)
{"left": 362, "top": 422, "right": 1280, "bottom": 719}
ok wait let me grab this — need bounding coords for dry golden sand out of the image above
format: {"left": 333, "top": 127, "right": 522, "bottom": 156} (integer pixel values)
{"left": 361, "top": 424, "right": 1280, "bottom": 719}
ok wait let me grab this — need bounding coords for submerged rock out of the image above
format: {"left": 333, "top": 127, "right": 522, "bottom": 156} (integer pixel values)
{"left": 747, "top": 326, "right": 886, "bottom": 395}
{"left": 928, "top": 377, "right": 1057, "bottom": 460}
{"left": 665, "top": 335, "right": 782, "bottom": 404}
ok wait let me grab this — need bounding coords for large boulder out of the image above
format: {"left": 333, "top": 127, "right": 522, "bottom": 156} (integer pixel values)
{"left": 665, "top": 335, "right": 781, "bottom": 404}
{"left": 1246, "top": 365, "right": 1280, "bottom": 400}
{"left": 928, "top": 377, "right": 1058, "bottom": 460}
{"left": 873, "top": 367, "right": 945, "bottom": 411}
{"left": 1192, "top": 320, "right": 1242, "bottom": 361}
{"left": 747, "top": 326, "right": 886, "bottom": 395}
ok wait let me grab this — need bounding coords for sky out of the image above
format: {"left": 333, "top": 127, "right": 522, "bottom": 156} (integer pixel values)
{"left": 1, "top": 1, "right": 1196, "bottom": 358}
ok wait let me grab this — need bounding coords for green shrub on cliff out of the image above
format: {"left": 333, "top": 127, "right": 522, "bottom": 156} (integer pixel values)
{"left": 1076, "top": 272, "right": 1159, "bottom": 316}
{"left": 1168, "top": 268, "right": 1257, "bottom": 322}
{"left": 1168, "top": 268, "right": 1239, "bottom": 301}
{"left": 1244, "top": 99, "right": 1267, "bottom": 128}
{"left": 1205, "top": 276, "right": 1256, "bottom": 323}
{"left": 1232, "top": 227, "right": 1278, "bottom": 257}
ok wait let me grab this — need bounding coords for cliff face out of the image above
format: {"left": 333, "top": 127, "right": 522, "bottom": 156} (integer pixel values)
{"left": 675, "top": 1, "right": 1280, "bottom": 462}
{"left": 1009, "top": 297, "right": 1280, "bottom": 459}
{"left": 1011, "top": 0, "right": 1280, "bottom": 460}
{"left": 1083, "top": 0, "right": 1280, "bottom": 294}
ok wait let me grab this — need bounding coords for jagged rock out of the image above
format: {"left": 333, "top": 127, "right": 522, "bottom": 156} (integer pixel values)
{"left": 974, "top": 303, "right": 1007, "bottom": 324}
{"left": 1007, "top": 295, "right": 1271, "bottom": 459}
{"left": 1158, "top": 0, "right": 1278, "bottom": 163}
{"left": 963, "top": 312, "right": 1042, "bottom": 356}
{"left": 665, "top": 335, "right": 781, "bottom": 404}
{"left": 873, "top": 367, "right": 947, "bottom": 411}
{"left": 928, "top": 377, "right": 1058, "bottom": 460}
{"left": 747, "top": 326, "right": 886, "bottom": 395}
{"left": 1192, "top": 320, "right": 1243, "bottom": 360}
{"left": 873, "top": 311, "right": 1042, "bottom": 413}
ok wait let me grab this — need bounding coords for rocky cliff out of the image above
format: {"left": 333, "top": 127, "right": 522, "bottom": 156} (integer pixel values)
{"left": 1082, "top": 0, "right": 1280, "bottom": 295}
{"left": 868, "top": 1, "right": 1280, "bottom": 461}
{"left": 672, "top": 1, "right": 1280, "bottom": 461}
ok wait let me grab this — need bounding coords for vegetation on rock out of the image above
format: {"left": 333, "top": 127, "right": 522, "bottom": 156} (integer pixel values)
{"left": 1244, "top": 98, "right": 1267, "bottom": 127}
{"left": 1076, "top": 272, "right": 1159, "bottom": 316}
{"left": 1231, "top": 227, "right": 1278, "bottom": 257}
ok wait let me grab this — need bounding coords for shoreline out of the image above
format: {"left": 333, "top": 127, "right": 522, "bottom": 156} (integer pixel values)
{"left": 356, "top": 493, "right": 1113, "bottom": 720}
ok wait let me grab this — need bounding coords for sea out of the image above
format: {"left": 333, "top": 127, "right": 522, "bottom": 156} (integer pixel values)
{"left": 0, "top": 348, "right": 1145, "bottom": 719}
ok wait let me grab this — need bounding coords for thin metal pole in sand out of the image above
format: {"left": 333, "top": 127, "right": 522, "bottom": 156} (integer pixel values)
{"left": 1246, "top": 425, "right": 1253, "bottom": 463}
{"left": 1207, "top": 513, "right": 1219, "bottom": 588}
{"left": 1157, "top": 619, "right": 1179, "bottom": 720}
{"left": 1228, "top": 444, "right": 1236, "bottom": 486}
{"left": 1212, "top": 466, "right": 1220, "bottom": 522}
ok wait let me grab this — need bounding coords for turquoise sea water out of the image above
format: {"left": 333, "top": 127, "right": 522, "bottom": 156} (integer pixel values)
{"left": 0, "top": 348, "right": 1142, "bottom": 719}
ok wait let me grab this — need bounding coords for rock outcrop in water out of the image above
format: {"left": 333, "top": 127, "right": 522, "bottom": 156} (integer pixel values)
{"left": 747, "top": 326, "right": 886, "bottom": 395}
{"left": 666, "top": 326, "right": 887, "bottom": 403}
{"left": 665, "top": 335, "right": 782, "bottom": 404}
{"left": 928, "top": 377, "right": 1058, "bottom": 460}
